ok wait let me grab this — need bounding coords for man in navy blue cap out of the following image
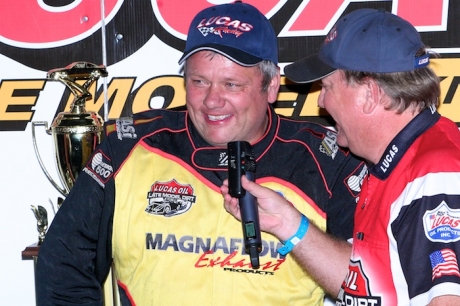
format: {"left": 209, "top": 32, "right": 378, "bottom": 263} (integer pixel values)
{"left": 223, "top": 8, "right": 460, "bottom": 306}
{"left": 36, "top": 2, "right": 365, "bottom": 305}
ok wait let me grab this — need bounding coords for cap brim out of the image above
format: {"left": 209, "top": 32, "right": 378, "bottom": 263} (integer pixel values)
{"left": 178, "top": 44, "right": 262, "bottom": 67}
{"left": 284, "top": 54, "right": 336, "bottom": 83}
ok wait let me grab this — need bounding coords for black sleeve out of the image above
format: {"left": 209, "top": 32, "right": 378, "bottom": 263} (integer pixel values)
{"left": 394, "top": 193, "right": 460, "bottom": 299}
{"left": 325, "top": 154, "right": 365, "bottom": 240}
{"left": 35, "top": 137, "right": 115, "bottom": 305}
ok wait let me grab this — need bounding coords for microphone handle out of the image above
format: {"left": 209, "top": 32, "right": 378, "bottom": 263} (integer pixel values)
{"left": 227, "top": 140, "right": 261, "bottom": 269}
{"left": 239, "top": 170, "right": 262, "bottom": 269}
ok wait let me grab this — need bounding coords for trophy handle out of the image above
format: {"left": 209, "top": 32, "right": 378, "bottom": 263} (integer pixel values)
{"left": 31, "top": 121, "right": 67, "bottom": 197}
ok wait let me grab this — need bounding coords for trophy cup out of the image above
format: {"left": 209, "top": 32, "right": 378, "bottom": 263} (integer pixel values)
{"left": 32, "top": 62, "right": 108, "bottom": 198}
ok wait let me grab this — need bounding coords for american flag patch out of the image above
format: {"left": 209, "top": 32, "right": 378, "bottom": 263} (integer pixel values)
{"left": 429, "top": 248, "right": 460, "bottom": 281}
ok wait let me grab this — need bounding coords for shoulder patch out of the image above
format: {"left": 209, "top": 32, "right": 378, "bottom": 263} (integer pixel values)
{"left": 320, "top": 130, "right": 338, "bottom": 159}
{"left": 116, "top": 117, "right": 137, "bottom": 140}
{"left": 423, "top": 201, "right": 460, "bottom": 243}
{"left": 83, "top": 149, "right": 114, "bottom": 187}
{"left": 429, "top": 248, "right": 460, "bottom": 280}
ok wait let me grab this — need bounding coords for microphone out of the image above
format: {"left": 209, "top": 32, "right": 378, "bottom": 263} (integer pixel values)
{"left": 227, "top": 141, "right": 262, "bottom": 269}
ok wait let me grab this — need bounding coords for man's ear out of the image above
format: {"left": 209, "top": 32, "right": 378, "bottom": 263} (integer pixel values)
{"left": 362, "top": 78, "right": 381, "bottom": 114}
{"left": 267, "top": 68, "right": 281, "bottom": 104}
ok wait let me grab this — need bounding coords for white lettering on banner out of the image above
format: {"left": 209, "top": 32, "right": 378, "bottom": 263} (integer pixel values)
{"left": 0, "top": 0, "right": 123, "bottom": 47}
{"left": 275, "top": 0, "right": 448, "bottom": 37}
{"left": 142, "top": 0, "right": 455, "bottom": 42}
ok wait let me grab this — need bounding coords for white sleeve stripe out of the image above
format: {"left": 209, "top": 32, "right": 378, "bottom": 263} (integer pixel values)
{"left": 388, "top": 172, "right": 460, "bottom": 304}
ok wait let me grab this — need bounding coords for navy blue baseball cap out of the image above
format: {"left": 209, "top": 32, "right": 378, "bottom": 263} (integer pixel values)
{"left": 178, "top": 1, "right": 278, "bottom": 66}
{"left": 284, "top": 8, "right": 430, "bottom": 83}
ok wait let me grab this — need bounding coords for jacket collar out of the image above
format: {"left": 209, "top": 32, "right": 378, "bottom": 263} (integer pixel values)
{"left": 370, "top": 106, "right": 440, "bottom": 180}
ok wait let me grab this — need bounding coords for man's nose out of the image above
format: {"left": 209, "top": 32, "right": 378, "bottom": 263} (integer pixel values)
{"left": 204, "top": 85, "right": 225, "bottom": 108}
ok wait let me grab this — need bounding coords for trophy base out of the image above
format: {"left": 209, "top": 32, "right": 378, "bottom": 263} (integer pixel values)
{"left": 22, "top": 242, "right": 40, "bottom": 260}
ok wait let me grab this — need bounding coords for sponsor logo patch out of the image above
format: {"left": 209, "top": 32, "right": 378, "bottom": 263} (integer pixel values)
{"left": 218, "top": 151, "right": 228, "bottom": 167}
{"left": 146, "top": 179, "right": 196, "bottom": 216}
{"left": 320, "top": 130, "right": 338, "bottom": 159}
{"left": 145, "top": 233, "right": 285, "bottom": 272}
{"left": 423, "top": 201, "right": 460, "bottom": 243}
{"left": 346, "top": 164, "right": 367, "bottom": 198}
{"left": 116, "top": 117, "right": 137, "bottom": 140}
{"left": 336, "top": 260, "right": 381, "bottom": 306}
{"left": 83, "top": 150, "right": 114, "bottom": 187}
{"left": 196, "top": 15, "right": 253, "bottom": 39}
{"left": 324, "top": 26, "right": 337, "bottom": 45}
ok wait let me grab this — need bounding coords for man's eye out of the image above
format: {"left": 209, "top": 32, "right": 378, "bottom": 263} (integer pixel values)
{"left": 191, "top": 79, "right": 207, "bottom": 86}
{"left": 226, "top": 83, "right": 240, "bottom": 88}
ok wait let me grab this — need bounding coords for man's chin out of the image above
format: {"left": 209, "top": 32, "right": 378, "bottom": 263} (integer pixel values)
{"left": 336, "top": 136, "right": 349, "bottom": 149}
{"left": 202, "top": 135, "right": 234, "bottom": 148}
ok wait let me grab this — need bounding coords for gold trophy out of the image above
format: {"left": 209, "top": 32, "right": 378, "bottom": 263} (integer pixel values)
{"left": 32, "top": 62, "right": 108, "bottom": 197}
{"left": 27, "top": 63, "right": 118, "bottom": 305}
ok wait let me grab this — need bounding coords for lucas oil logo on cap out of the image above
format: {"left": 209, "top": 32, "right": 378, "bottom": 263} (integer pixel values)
{"left": 423, "top": 201, "right": 460, "bottom": 243}
{"left": 196, "top": 16, "right": 254, "bottom": 39}
{"left": 146, "top": 179, "right": 196, "bottom": 217}
{"left": 324, "top": 25, "right": 337, "bottom": 45}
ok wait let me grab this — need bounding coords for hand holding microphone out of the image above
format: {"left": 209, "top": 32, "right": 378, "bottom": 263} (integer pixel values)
{"left": 227, "top": 141, "right": 262, "bottom": 269}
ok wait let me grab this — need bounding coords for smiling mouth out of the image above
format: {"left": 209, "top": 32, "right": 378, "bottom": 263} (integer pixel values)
{"left": 208, "top": 114, "right": 231, "bottom": 121}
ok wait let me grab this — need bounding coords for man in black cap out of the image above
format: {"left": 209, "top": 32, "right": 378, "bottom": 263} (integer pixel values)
{"left": 36, "top": 2, "right": 364, "bottom": 305}
{"left": 223, "top": 8, "right": 460, "bottom": 306}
